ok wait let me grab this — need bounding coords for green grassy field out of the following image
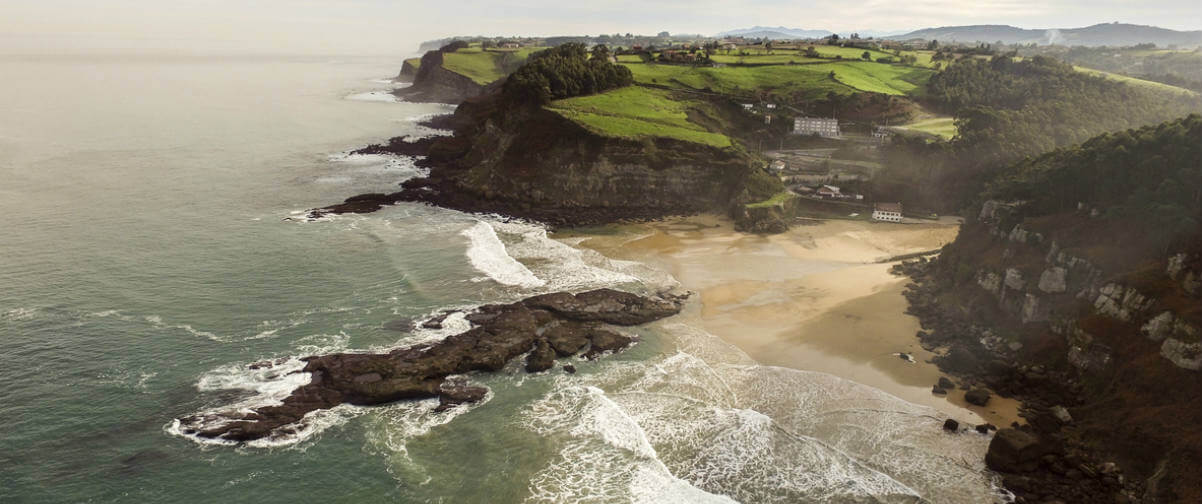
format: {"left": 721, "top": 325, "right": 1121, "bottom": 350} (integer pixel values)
{"left": 893, "top": 117, "right": 957, "bottom": 139}
{"left": 441, "top": 47, "right": 547, "bottom": 85}
{"left": 545, "top": 86, "right": 732, "bottom": 148}
{"left": 403, "top": 57, "right": 421, "bottom": 69}
{"left": 621, "top": 60, "right": 933, "bottom": 98}
{"left": 745, "top": 190, "right": 796, "bottom": 208}
{"left": 1074, "top": 66, "right": 1197, "bottom": 96}
{"left": 709, "top": 53, "right": 826, "bottom": 64}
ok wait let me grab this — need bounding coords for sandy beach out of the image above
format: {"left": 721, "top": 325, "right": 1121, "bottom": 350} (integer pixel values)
{"left": 568, "top": 215, "right": 1022, "bottom": 427}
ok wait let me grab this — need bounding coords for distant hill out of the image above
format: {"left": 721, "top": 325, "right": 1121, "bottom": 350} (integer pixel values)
{"left": 715, "top": 26, "right": 834, "bottom": 39}
{"left": 889, "top": 23, "right": 1202, "bottom": 47}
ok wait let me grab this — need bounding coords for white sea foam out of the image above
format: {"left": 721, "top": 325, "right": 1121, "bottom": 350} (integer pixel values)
{"left": 168, "top": 356, "right": 369, "bottom": 448}
{"left": 1, "top": 307, "right": 39, "bottom": 321}
{"left": 461, "top": 221, "right": 545, "bottom": 288}
{"left": 135, "top": 314, "right": 222, "bottom": 341}
{"left": 515, "top": 320, "right": 1005, "bottom": 504}
{"left": 522, "top": 386, "right": 736, "bottom": 504}
{"left": 291, "top": 331, "right": 352, "bottom": 355}
{"left": 487, "top": 219, "right": 665, "bottom": 292}
{"left": 364, "top": 385, "right": 492, "bottom": 478}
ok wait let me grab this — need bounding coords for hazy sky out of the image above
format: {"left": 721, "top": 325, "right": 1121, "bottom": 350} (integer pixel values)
{"left": 1, "top": 0, "right": 1200, "bottom": 56}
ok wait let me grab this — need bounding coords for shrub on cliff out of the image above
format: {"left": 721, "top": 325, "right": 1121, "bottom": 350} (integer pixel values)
{"left": 502, "top": 43, "right": 634, "bottom": 105}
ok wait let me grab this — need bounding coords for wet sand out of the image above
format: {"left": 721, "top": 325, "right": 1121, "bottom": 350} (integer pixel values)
{"left": 567, "top": 215, "right": 1022, "bottom": 427}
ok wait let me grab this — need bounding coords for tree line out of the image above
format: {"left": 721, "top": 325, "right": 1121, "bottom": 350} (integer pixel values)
{"left": 502, "top": 43, "right": 634, "bottom": 105}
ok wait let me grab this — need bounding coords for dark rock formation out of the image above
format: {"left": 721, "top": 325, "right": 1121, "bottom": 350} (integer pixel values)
{"left": 434, "top": 378, "right": 488, "bottom": 412}
{"left": 965, "top": 388, "right": 992, "bottom": 406}
{"left": 395, "top": 59, "right": 420, "bottom": 83}
{"left": 943, "top": 418, "right": 960, "bottom": 432}
{"left": 986, "top": 428, "right": 1049, "bottom": 472}
{"left": 177, "top": 288, "right": 686, "bottom": 443}
{"left": 937, "top": 376, "right": 954, "bottom": 389}
{"left": 524, "top": 339, "right": 556, "bottom": 372}
{"left": 312, "top": 84, "right": 780, "bottom": 229}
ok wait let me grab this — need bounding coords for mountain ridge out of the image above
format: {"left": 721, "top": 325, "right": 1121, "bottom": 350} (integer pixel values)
{"left": 889, "top": 22, "right": 1202, "bottom": 47}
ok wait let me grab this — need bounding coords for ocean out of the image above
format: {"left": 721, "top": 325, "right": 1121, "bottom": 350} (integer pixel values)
{"left": 0, "top": 52, "right": 1004, "bottom": 503}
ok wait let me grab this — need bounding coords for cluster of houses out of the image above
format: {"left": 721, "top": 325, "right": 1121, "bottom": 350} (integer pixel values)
{"left": 794, "top": 185, "right": 906, "bottom": 222}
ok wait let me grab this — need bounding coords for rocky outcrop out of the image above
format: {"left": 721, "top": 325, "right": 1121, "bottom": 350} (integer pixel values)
{"left": 1038, "top": 266, "right": 1067, "bottom": 293}
{"left": 986, "top": 428, "right": 1050, "bottom": 473}
{"left": 1161, "top": 338, "right": 1202, "bottom": 370}
{"left": 1167, "top": 252, "right": 1201, "bottom": 296}
{"left": 1093, "top": 283, "right": 1152, "bottom": 322}
{"left": 395, "top": 58, "right": 420, "bottom": 83}
{"left": 732, "top": 194, "right": 802, "bottom": 233}
{"left": 176, "top": 288, "right": 686, "bottom": 443}
{"left": 387, "top": 97, "right": 769, "bottom": 228}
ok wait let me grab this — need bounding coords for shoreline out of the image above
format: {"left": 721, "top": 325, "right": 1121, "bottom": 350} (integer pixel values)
{"left": 563, "top": 214, "right": 1024, "bottom": 428}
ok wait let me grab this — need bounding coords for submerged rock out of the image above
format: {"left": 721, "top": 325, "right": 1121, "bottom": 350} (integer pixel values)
{"left": 177, "top": 288, "right": 686, "bottom": 443}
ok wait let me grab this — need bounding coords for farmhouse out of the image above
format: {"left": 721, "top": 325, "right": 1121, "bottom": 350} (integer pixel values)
{"left": 793, "top": 117, "right": 841, "bottom": 138}
{"left": 816, "top": 185, "right": 842, "bottom": 198}
{"left": 872, "top": 202, "right": 904, "bottom": 222}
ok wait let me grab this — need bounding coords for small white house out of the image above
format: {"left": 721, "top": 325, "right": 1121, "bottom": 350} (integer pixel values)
{"left": 793, "top": 116, "right": 840, "bottom": 138}
{"left": 872, "top": 202, "right": 903, "bottom": 223}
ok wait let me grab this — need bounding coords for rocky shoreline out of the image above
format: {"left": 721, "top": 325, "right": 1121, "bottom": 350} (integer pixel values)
{"left": 307, "top": 122, "right": 732, "bottom": 228}
{"left": 893, "top": 258, "right": 1144, "bottom": 503}
{"left": 176, "top": 288, "right": 686, "bottom": 444}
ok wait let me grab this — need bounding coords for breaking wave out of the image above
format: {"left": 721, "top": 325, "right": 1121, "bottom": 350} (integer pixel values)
{"left": 461, "top": 220, "right": 546, "bottom": 289}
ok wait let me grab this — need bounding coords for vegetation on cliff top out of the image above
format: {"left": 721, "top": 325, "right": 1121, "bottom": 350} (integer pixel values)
{"left": 620, "top": 60, "right": 932, "bottom": 99}
{"left": 546, "top": 86, "right": 732, "bottom": 147}
{"left": 438, "top": 45, "right": 547, "bottom": 85}
{"left": 503, "top": 43, "right": 634, "bottom": 104}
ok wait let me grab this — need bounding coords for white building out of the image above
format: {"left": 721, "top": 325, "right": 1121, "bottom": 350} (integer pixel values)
{"left": 872, "top": 202, "right": 903, "bottom": 223}
{"left": 793, "top": 117, "right": 840, "bottom": 138}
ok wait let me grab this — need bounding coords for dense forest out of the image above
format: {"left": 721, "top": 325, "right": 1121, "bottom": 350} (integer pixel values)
{"left": 986, "top": 114, "right": 1201, "bottom": 246}
{"left": 502, "top": 43, "right": 633, "bottom": 104}
{"left": 875, "top": 56, "right": 1202, "bottom": 212}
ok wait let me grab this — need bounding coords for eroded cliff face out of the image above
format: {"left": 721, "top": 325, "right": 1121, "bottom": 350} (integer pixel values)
{"left": 394, "top": 59, "right": 419, "bottom": 83}
{"left": 397, "top": 97, "right": 768, "bottom": 226}
{"left": 393, "top": 50, "right": 492, "bottom": 104}
{"left": 921, "top": 199, "right": 1202, "bottom": 502}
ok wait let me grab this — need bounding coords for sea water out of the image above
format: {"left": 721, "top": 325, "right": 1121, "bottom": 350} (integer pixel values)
{"left": 0, "top": 52, "right": 1005, "bottom": 503}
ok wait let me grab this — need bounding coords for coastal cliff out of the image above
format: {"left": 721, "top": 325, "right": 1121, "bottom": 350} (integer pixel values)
{"left": 900, "top": 116, "right": 1202, "bottom": 502}
{"left": 323, "top": 43, "right": 783, "bottom": 228}
{"left": 394, "top": 57, "right": 420, "bottom": 82}
{"left": 392, "top": 95, "right": 775, "bottom": 226}
{"left": 393, "top": 48, "right": 493, "bottom": 104}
